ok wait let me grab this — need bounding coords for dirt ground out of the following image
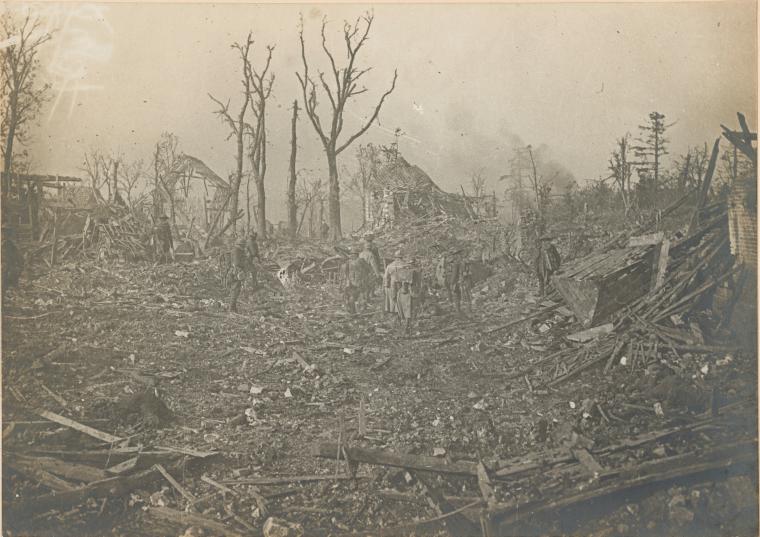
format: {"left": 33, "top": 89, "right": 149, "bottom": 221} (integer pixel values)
{"left": 2, "top": 256, "right": 757, "bottom": 537}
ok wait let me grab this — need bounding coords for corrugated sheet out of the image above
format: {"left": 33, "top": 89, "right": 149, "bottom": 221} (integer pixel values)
{"left": 728, "top": 176, "right": 757, "bottom": 267}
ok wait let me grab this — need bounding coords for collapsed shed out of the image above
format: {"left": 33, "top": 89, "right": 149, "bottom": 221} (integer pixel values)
{"left": 365, "top": 157, "right": 471, "bottom": 228}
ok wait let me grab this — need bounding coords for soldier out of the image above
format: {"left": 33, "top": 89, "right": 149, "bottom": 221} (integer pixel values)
{"left": 342, "top": 247, "right": 373, "bottom": 314}
{"left": 156, "top": 215, "right": 174, "bottom": 263}
{"left": 395, "top": 261, "right": 420, "bottom": 335}
{"left": 457, "top": 254, "right": 473, "bottom": 312}
{"left": 444, "top": 251, "right": 461, "bottom": 310}
{"left": 383, "top": 250, "right": 404, "bottom": 316}
{"left": 2, "top": 224, "right": 23, "bottom": 296}
{"left": 229, "top": 235, "right": 250, "bottom": 313}
{"left": 359, "top": 232, "right": 382, "bottom": 295}
{"left": 536, "top": 235, "right": 561, "bottom": 296}
{"left": 245, "top": 229, "right": 261, "bottom": 289}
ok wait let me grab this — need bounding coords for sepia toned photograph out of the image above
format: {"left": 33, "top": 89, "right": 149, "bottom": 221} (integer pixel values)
{"left": 1, "top": 2, "right": 757, "bottom": 536}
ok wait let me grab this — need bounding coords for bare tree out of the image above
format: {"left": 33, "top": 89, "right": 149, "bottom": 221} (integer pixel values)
{"left": 1, "top": 12, "right": 53, "bottom": 192}
{"left": 608, "top": 134, "right": 634, "bottom": 215}
{"left": 152, "top": 132, "right": 181, "bottom": 224}
{"left": 344, "top": 143, "right": 381, "bottom": 226}
{"left": 286, "top": 100, "right": 300, "bottom": 239}
{"left": 120, "top": 159, "right": 147, "bottom": 210}
{"left": 297, "top": 12, "right": 397, "bottom": 240}
{"left": 295, "top": 172, "right": 325, "bottom": 237}
{"left": 243, "top": 43, "right": 275, "bottom": 239}
{"left": 209, "top": 33, "right": 254, "bottom": 237}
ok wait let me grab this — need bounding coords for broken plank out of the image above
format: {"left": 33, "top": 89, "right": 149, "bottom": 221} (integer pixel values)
{"left": 413, "top": 471, "right": 481, "bottom": 537}
{"left": 145, "top": 506, "right": 245, "bottom": 537}
{"left": 314, "top": 444, "right": 478, "bottom": 477}
{"left": 566, "top": 323, "right": 613, "bottom": 343}
{"left": 220, "top": 474, "right": 357, "bottom": 486}
{"left": 7, "top": 465, "right": 162, "bottom": 518}
{"left": 155, "top": 464, "right": 197, "bottom": 505}
{"left": 36, "top": 409, "right": 122, "bottom": 444}
{"left": 486, "top": 304, "right": 560, "bottom": 334}
{"left": 107, "top": 456, "right": 139, "bottom": 474}
{"left": 5, "top": 457, "right": 78, "bottom": 492}
{"left": 9, "top": 453, "right": 109, "bottom": 483}
{"left": 155, "top": 445, "right": 217, "bottom": 458}
{"left": 201, "top": 475, "right": 238, "bottom": 496}
{"left": 570, "top": 448, "right": 604, "bottom": 478}
{"left": 492, "top": 440, "right": 756, "bottom": 528}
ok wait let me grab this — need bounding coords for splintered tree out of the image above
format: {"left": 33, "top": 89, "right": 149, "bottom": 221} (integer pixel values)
{"left": 244, "top": 43, "right": 274, "bottom": 239}
{"left": 608, "top": 133, "right": 634, "bottom": 214}
{"left": 345, "top": 143, "right": 381, "bottom": 226}
{"left": 1, "top": 12, "right": 53, "bottom": 192}
{"left": 152, "top": 132, "right": 181, "bottom": 223}
{"left": 286, "top": 100, "right": 300, "bottom": 239}
{"left": 634, "top": 111, "right": 672, "bottom": 190}
{"left": 210, "top": 33, "right": 273, "bottom": 237}
{"left": 297, "top": 12, "right": 397, "bottom": 240}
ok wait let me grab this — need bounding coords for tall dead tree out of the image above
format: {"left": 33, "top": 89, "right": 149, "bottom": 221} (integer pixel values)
{"left": 244, "top": 43, "right": 274, "bottom": 239}
{"left": 1, "top": 13, "right": 53, "bottom": 193}
{"left": 608, "top": 134, "right": 633, "bottom": 215}
{"left": 297, "top": 12, "right": 397, "bottom": 240}
{"left": 209, "top": 34, "right": 254, "bottom": 237}
{"left": 287, "top": 100, "right": 300, "bottom": 239}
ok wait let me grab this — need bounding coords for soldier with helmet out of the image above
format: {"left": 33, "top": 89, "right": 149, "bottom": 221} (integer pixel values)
{"left": 536, "top": 235, "right": 561, "bottom": 296}
{"left": 2, "top": 224, "right": 23, "bottom": 296}
{"left": 229, "top": 235, "right": 250, "bottom": 313}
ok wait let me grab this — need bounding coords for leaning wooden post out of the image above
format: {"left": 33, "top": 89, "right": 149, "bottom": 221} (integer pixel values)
{"left": 50, "top": 209, "right": 58, "bottom": 266}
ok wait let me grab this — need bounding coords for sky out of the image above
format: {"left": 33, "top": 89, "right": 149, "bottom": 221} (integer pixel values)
{"left": 7, "top": 1, "right": 758, "bottom": 228}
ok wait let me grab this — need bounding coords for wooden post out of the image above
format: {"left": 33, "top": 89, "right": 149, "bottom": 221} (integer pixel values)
{"left": 50, "top": 209, "right": 58, "bottom": 266}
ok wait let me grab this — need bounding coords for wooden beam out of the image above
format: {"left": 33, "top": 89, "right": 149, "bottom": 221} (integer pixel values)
{"left": 36, "top": 409, "right": 122, "bottom": 444}
{"left": 144, "top": 506, "right": 245, "bottom": 537}
{"left": 492, "top": 441, "right": 756, "bottom": 528}
{"left": 314, "top": 443, "right": 478, "bottom": 477}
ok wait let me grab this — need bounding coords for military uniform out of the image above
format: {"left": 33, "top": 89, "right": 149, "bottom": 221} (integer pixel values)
{"left": 383, "top": 253, "right": 404, "bottom": 314}
{"left": 245, "top": 232, "right": 261, "bottom": 288}
{"left": 229, "top": 238, "right": 250, "bottom": 312}
{"left": 395, "top": 265, "right": 420, "bottom": 334}
{"left": 536, "top": 237, "right": 561, "bottom": 296}
{"left": 2, "top": 227, "right": 23, "bottom": 294}
{"left": 156, "top": 217, "right": 173, "bottom": 263}
{"left": 342, "top": 253, "right": 373, "bottom": 313}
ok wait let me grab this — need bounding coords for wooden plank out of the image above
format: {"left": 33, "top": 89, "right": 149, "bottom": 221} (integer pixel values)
{"left": 7, "top": 466, "right": 161, "bottom": 518}
{"left": 36, "top": 409, "right": 122, "bottom": 444}
{"left": 314, "top": 444, "right": 478, "bottom": 477}
{"left": 220, "top": 474, "right": 357, "bottom": 486}
{"left": 5, "top": 458, "right": 78, "bottom": 492}
{"left": 653, "top": 239, "right": 670, "bottom": 290}
{"left": 144, "top": 506, "right": 245, "bottom": 537}
{"left": 413, "top": 470, "right": 480, "bottom": 537}
{"left": 492, "top": 441, "right": 756, "bottom": 528}
{"left": 566, "top": 323, "right": 613, "bottom": 343}
{"left": 628, "top": 232, "right": 664, "bottom": 247}
{"left": 10, "top": 454, "right": 109, "bottom": 483}
{"left": 154, "top": 464, "right": 197, "bottom": 504}
{"left": 570, "top": 448, "right": 604, "bottom": 477}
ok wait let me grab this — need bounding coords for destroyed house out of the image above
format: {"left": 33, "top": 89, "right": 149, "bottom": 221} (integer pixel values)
{"left": 154, "top": 155, "right": 231, "bottom": 236}
{"left": 366, "top": 157, "right": 471, "bottom": 228}
{"left": 728, "top": 174, "right": 757, "bottom": 268}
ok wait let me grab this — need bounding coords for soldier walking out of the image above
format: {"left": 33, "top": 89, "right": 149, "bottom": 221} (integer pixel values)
{"left": 229, "top": 235, "right": 251, "bottom": 313}
{"left": 383, "top": 250, "right": 404, "bottom": 316}
{"left": 245, "top": 229, "right": 261, "bottom": 289}
{"left": 536, "top": 235, "right": 561, "bottom": 296}
{"left": 156, "top": 215, "right": 174, "bottom": 263}
{"left": 359, "top": 232, "right": 383, "bottom": 296}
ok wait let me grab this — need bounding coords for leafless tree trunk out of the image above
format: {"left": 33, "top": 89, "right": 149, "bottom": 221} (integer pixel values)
{"left": 209, "top": 35, "right": 254, "bottom": 237}
{"left": 296, "top": 12, "right": 397, "bottom": 240}
{"left": 1, "top": 13, "right": 52, "bottom": 194}
{"left": 287, "top": 100, "right": 300, "bottom": 239}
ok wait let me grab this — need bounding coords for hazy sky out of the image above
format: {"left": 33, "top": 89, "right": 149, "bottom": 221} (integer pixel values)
{"left": 9, "top": 1, "right": 758, "bottom": 226}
